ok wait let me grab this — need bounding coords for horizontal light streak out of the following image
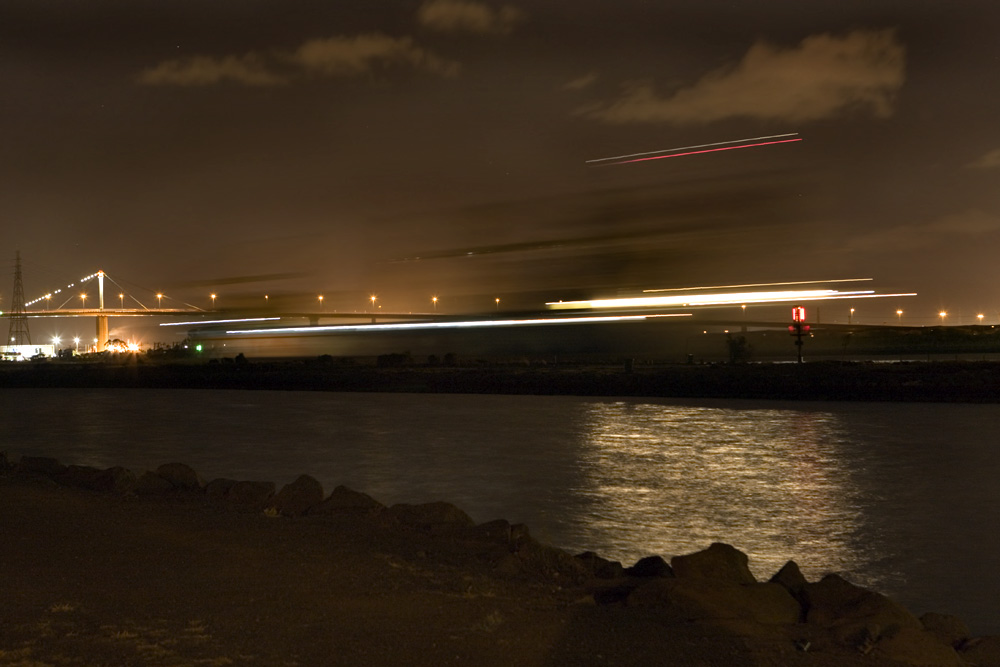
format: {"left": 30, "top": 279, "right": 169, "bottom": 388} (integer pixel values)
{"left": 161, "top": 317, "right": 281, "bottom": 327}
{"left": 545, "top": 289, "right": 912, "bottom": 310}
{"left": 643, "top": 278, "right": 873, "bottom": 293}
{"left": 609, "top": 138, "right": 802, "bottom": 165}
{"left": 224, "top": 313, "right": 691, "bottom": 336}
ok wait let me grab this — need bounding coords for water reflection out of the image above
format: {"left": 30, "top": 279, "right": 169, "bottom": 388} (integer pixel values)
{"left": 570, "top": 402, "right": 866, "bottom": 583}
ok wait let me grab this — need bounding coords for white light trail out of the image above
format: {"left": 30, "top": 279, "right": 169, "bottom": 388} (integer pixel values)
{"left": 161, "top": 317, "right": 282, "bottom": 327}
{"left": 224, "top": 313, "right": 691, "bottom": 336}
{"left": 587, "top": 133, "right": 799, "bottom": 164}
{"left": 643, "top": 278, "right": 873, "bottom": 293}
{"left": 545, "top": 289, "right": 920, "bottom": 310}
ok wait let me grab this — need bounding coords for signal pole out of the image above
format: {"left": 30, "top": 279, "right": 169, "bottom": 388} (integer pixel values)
{"left": 7, "top": 251, "right": 31, "bottom": 345}
{"left": 788, "top": 305, "right": 810, "bottom": 364}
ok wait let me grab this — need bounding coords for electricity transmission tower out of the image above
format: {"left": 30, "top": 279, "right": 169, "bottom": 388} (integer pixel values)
{"left": 7, "top": 250, "right": 31, "bottom": 345}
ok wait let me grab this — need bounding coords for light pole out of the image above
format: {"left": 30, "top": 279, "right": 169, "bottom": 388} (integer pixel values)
{"left": 45, "top": 294, "right": 51, "bottom": 310}
{"left": 849, "top": 308, "right": 855, "bottom": 325}
{"left": 156, "top": 293, "right": 163, "bottom": 308}
{"left": 432, "top": 296, "right": 438, "bottom": 312}
{"left": 318, "top": 295, "right": 324, "bottom": 311}
{"left": 210, "top": 293, "right": 217, "bottom": 308}
{"left": 896, "top": 309, "right": 903, "bottom": 324}
{"left": 370, "top": 295, "right": 377, "bottom": 311}
{"left": 978, "top": 313, "right": 985, "bottom": 325}
{"left": 52, "top": 336, "right": 60, "bottom": 350}
{"left": 939, "top": 311, "right": 947, "bottom": 326}
{"left": 495, "top": 297, "right": 500, "bottom": 311}
{"left": 73, "top": 337, "right": 80, "bottom": 352}
{"left": 80, "top": 293, "right": 87, "bottom": 309}
{"left": 119, "top": 293, "right": 124, "bottom": 309}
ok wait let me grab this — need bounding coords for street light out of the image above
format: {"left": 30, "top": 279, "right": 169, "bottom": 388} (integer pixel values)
{"left": 210, "top": 293, "right": 217, "bottom": 308}
{"left": 978, "top": 313, "right": 985, "bottom": 324}
{"left": 495, "top": 297, "right": 500, "bottom": 311}
{"left": 432, "top": 296, "right": 438, "bottom": 311}
{"left": 939, "top": 311, "right": 947, "bottom": 325}
{"left": 80, "top": 293, "right": 87, "bottom": 308}
{"left": 318, "top": 295, "right": 324, "bottom": 311}
{"left": 45, "top": 294, "right": 51, "bottom": 310}
{"left": 896, "top": 309, "right": 903, "bottom": 324}
{"left": 370, "top": 295, "right": 377, "bottom": 310}
{"left": 119, "top": 293, "right": 124, "bottom": 308}
{"left": 73, "top": 337, "right": 80, "bottom": 352}
{"left": 52, "top": 336, "right": 60, "bottom": 349}
{"left": 849, "top": 307, "right": 855, "bottom": 324}
{"left": 156, "top": 293, "right": 163, "bottom": 308}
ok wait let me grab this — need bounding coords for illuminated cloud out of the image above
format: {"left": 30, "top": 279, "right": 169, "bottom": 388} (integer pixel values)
{"left": 137, "top": 53, "right": 286, "bottom": 86}
{"left": 288, "top": 34, "right": 459, "bottom": 77}
{"left": 584, "top": 29, "right": 905, "bottom": 124}
{"left": 417, "top": 0, "right": 524, "bottom": 34}
{"left": 562, "top": 72, "right": 599, "bottom": 91}
{"left": 138, "top": 33, "right": 458, "bottom": 86}
{"left": 848, "top": 209, "right": 1000, "bottom": 252}
{"left": 967, "top": 148, "right": 1000, "bottom": 169}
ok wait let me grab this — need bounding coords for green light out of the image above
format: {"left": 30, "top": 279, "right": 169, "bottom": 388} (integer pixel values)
{"left": 195, "top": 344, "right": 202, "bottom": 352}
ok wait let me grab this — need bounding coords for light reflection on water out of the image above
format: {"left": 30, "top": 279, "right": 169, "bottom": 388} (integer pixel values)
{"left": 1, "top": 388, "right": 998, "bottom": 633}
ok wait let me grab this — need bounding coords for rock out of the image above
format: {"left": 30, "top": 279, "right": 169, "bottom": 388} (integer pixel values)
{"left": 155, "top": 462, "right": 202, "bottom": 490}
{"left": 671, "top": 543, "right": 756, "bottom": 584}
{"left": 19, "top": 456, "right": 67, "bottom": 476}
{"left": 576, "top": 551, "right": 625, "bottom": 579}
{"left": 958, "top": 636, "right": 1000, "bottom": 666}
{"left": 205, "top": 478, "right": 238, "bottom": 498}
{"left": 920, "top": 612, "right": 971, "bottom": 648}
{"left": 625, "top": 555, "right": 673, "bottom": 578}
{"left": 55, "top": 465, "right": 103, "bottom": 489}
{"left": 93, "top": 466, "right": 137, "bottom": 494}
{"left": 386, "top": 501, "right": 475, "bottom": 534}
{"left": 227, "top": 480, "right": 276, "bottom": 507}
{"left": 308, "top": 485, "right": 384, "bottom": 515}
{"left": 627, "top": 578, "right": 801, "bottom": 625}
{"left": 872, "top": 626, "right": 966, "bottom": 666}
{"left": 267, "top": 474, "right": 324, "bottom": 516}
{"left": 803, "top": 573, "right": 921, "bottom": 647}
{"left": 769, "top": 560, "right": 808, "bottom": 611}
{"left": 463, "top": 519, "right": 514, "bottom": 545}
{"left": 0, "top": 451, "right": 11, "bottom": 472}
{"left": 134, "top": 470, "right": 175, "bottom": 495}
{"left": 508, "top": 536, "right": 589, "bottom": 584}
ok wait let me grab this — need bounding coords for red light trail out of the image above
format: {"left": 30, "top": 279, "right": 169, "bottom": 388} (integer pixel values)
{"left": 599, "top": 137, "right": 802, "bottom": 166}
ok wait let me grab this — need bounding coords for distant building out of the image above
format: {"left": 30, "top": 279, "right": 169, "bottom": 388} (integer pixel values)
{"left": 0, "top": 344, "right": 55, "bottom": 361}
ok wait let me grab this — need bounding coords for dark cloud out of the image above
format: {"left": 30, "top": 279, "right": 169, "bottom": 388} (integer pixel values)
{"left": 417, "top": 0, "right": 524, "bottom": 35}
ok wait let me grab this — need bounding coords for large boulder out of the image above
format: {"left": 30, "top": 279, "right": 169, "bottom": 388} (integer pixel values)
{"left": 803, "top": 573, "right": 921, "bottom": 647}
{"left": 386, "top": 501, "right": 474, "bottom": 534}
{"left": 92, "top": 466, "right": 137, "bottom": 494}
{"left": 134, "top": 470, "right": 175, "bottom": 495}
{"left": 871, "top": 627, "right": 965, "bottom": 666}
{"left": 625, "top": 555, "right": 673, "bottom": 578}
{"left": 155, "top": 462, "right": 202, "bottom": 490}
{"left": 959, "top": 636, "right": 1000, "bottom": 666}
{"left": 671, "top": 543, "right": 756, "bottom": 584}
{"left": 769, "top": 560, "right": 808, "bottom": 611}
{"left": 920, "top": 612, "right": 971, "bottom": 648}
{"left": 267, "top": 474, "right": 324, "bottom": 516}
{"left": 576, "top": 551, "right": 625, "bottom": 580}
{"left": 627, "top": 578, "right": 801, "bottom": 626}
{"left": 308, "top": 485, "right": 384, "bottom": 515}
{"left": 205, "top": 478, "right": 238, "bottom": 498}
{"left": 227, "top": 480, "right": 275, "bottom": 507}
{"left": 19, "top": 456, "right": 67, "bottom": 476}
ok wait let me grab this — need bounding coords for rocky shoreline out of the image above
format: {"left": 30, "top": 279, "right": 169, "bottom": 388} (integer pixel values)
{"left": 4, "top": 358, "right": 1000, "bottom": 402}
{"left": 2, "top": 451, "right": 998, "bottom": 666}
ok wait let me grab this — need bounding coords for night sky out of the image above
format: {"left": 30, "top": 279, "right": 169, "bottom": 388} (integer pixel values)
{"left": 4, "top": 1, "right": 1000, "bottom": 327}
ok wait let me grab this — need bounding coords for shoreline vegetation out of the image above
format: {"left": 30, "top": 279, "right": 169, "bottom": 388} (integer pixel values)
{"left": 2, "top": 453, "right": 998, "bottom": 666}
{"left": 3, "top": 357, "right": 1000, "bottom": 402}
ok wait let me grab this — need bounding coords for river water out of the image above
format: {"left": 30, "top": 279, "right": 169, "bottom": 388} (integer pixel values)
{"left": 2, "top": 388, "right": 998, "bottom": 634}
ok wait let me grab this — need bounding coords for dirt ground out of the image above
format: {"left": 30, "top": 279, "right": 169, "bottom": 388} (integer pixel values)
{"left": 1, "top": 475, "right": 928, "bottom": 666}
